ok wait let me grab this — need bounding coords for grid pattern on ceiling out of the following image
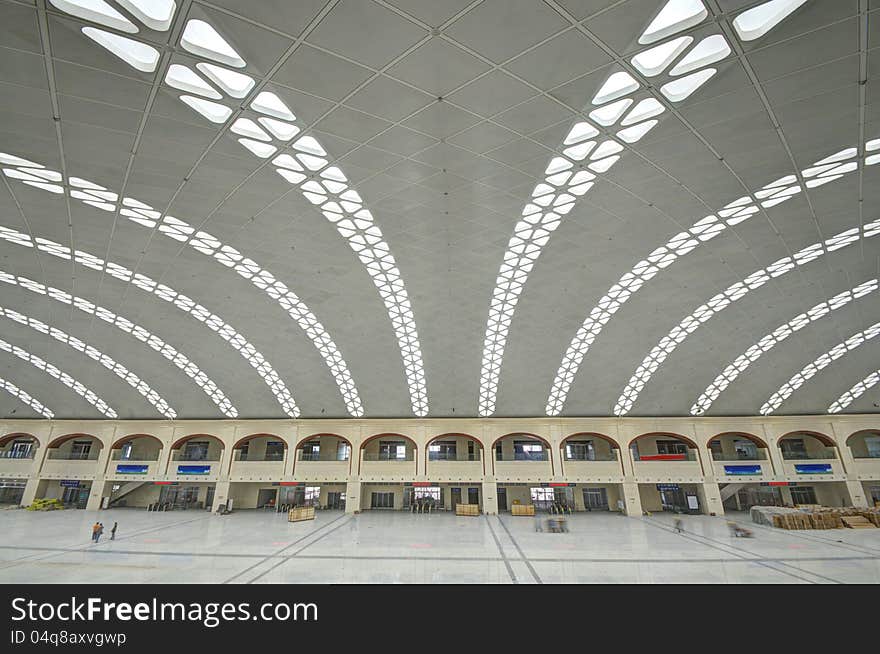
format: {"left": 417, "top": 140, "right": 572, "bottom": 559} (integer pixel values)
{"left": 0, "top": 0, "right": 878, "bottom": 420}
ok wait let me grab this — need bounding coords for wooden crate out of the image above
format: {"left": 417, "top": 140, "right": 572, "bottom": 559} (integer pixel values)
{"left": 288, "top": 506, "right": 315, "bottom": 522}
{"left": 842, "top": 516, "right": 876, "bottom": 529}
{"left": 511, "top": 504, "right": 535, "bottom": 516}
{"left": 455, "top": 503, "right": 479, "bottom": 516}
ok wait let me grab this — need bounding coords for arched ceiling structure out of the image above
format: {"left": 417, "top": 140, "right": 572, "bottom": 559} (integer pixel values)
{"left": 0, "top": 0, "right": 878, "bottom": 420}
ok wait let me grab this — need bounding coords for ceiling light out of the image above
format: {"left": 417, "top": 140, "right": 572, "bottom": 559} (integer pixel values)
{"left": 259, "top": 117, "right": 299, "bottom": 141}
{"left": 733, "top": 0, "right": 808, "bottom": 42}
{"left": 251, "top": 91, "right": 296, "bottom": 121}
{"left": 180, "top": 19, "right": 246, "bottom": 68}
{"left": 660, "top": 68, "right": 716, "bottom": 102}
{"left": 116, "top": 0, "right": 176, "bottom": 32}
{"left": 50, "top": 0, "right": 138, "bottom": 33}
{"left": 631, "top": 36, "right": 692, "bottom": 76}
{"left": 669, "top": 35, "right": 731, "bottom": 76}
{"left": 180, "top": 95, "right": 232, "bottom": 123}
{"left": 592, "top": 71, "right": 639, "bottom": 105}
{"left": 82, "top": 27, "right": 160, "bottom": 72}
{"left": 231, "top": 118, "right": 271, "bottom": 141}
{"left": 165, "top": 64, "right": 221, "bottom": 99}
{"left": 640, "top": 0, "right": 708, "bottom": 45}
{"left": 196, "top": 62, "right": 254, "bottom": 98}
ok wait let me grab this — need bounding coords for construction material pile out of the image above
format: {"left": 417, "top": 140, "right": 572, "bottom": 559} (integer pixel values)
{"left": 25, "top": 498, "right": 64, "bottom": 511}
{"left": 750, "top": 505, "right": 880, "bottom": 529}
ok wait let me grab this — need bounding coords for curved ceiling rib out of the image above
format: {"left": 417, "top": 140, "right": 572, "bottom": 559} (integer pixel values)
{"left": 761, "top": 321, "right": 880, "bottom": 415}
{"left": 0, "top": 376, "right": 54, "bottom": 418}
{"left": 0, "top": 337, "right": 116, "bottom": 417}
{"left": 546, "top": 142, "right": 873, "bottom": 416}
{"left": 829, "top": 369, "right": 880, "bottom": 414}
{"left": 0, "top": 152, "right": 361, "bottom": 416}
{"left": 614, "top": 217, "right": 880, "bottom": 416}
{"left": 0, "top": 270, "right": 237, "bottom": 418}
{"left": 476, "top": 0, "right": 806, "bottom": 416}
{"left": 0, "top": 223, "right": 298, "bottom": 417}
{"left": 692, "top": 279, "right": 878, "bottom": 415}
{"left": 0, "top": 305, "right": 176, "bottom": 418}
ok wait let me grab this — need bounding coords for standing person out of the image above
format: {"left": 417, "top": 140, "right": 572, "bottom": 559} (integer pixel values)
{"left": 110, "top": 522, "right": 117, "bottom": 540}
{"left": 674, "top": 517, "right": 684, "bottom": 533}
{"left": 617, "top": 498, "right": 625, "bottom": 515}
{"left": 91, "top": 521, "right": 100, "bottom": 543}
{"left": 95, "top": 523, "right": 104, "bottom": 543}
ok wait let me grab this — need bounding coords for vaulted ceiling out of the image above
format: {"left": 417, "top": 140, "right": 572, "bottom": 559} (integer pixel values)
{"left": 1, "top": 0, "right": 878, "bottom": 421}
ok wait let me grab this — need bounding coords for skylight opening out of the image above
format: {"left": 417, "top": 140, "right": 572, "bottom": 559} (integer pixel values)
{"left": 23, "top": 181, "right": 65, "bottom": 194}
{"left": 631, "top": 36, "right": 693, "bottom": 77}
{"left": 276, "top": 168, "right": 306, "bottom": 184}
{"left": 866, "top": 154, "right": 880, "bottom": 166}
{"left": 621, "top": 98, "right": 665, "bottom": 126}
{"left": 0, "top": 153, "right": 44, "bottom": 168}
{"left": 165, "top": 64, "right": 221, "bottom": 99}
{"left": 231, "top": 118, "right": 270, "bottom": 142}
{"left": 321, "top": 167, "right": 348, "bottom": 183}
{"left": 50, "top": 0, "right": 138, "bottom": 33}
{"left": 588, "top": 155, "right": 619, "bottom": 173}
{"left": 617, "top": 120, "right": 658, "bottom": 143}
{"left": 660, "top": 68, "right": 716, "bottom": 102}
{"left": 669, "top": 35, "right": 731, "bottom": 76}
{"left": 272, "top": 154, "right": 303, "bottom": 171}
{"left": 639, "top": 0, "right": 708, "bottom": 45}
{"left": 179, "top": 94, "right": 232, "bottom": 123}
{"left": 69, "top": 176, "right": 105, "bottom": 190}
{"left": 251, "top": 91, "right": 295, "bottom": 121}
{"left": 195, "top": 62, "right": 254, "bottom": 98}
{"left": 297, "top": 153, "right": 328, "bottom": 171}
{"left": 592, "top": 71, "right": 639, "bottom": 106}
{"left": 589, "top": 98, "right": 633, "bottom": 127}
{"left": 563, "top": 122, "right": 599, "bottom": 145}
{"left": 115, "top": 0, "right": 176, "bottom": 32}
{"left": 814, "top": 148, "right": 857, "bottom": 165}
{"left": 81, "top": 27, "right": 160, "bottom": 72}
{"left": 180, "top": 19, "right": 246, "bottom": 68}
{"left": 733, "top": 0, "right": 808, "bottom": 42}
{"left": 591, "top": 140, "right": 624, "bottom": 160}
{"left": 293, "top": 135, "right": 327, "bottom": 156}
{"left": 259, "top": 117, "right": 299, "bottom": 141}
{"left": 238, "top": 138, "right": 276, "bottom": 158}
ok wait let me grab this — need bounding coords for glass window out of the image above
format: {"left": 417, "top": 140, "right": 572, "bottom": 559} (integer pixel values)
{"left": 429, "top": 441, "right": 457, "bottom": 461}
{"left": 565, "top": 441, "right": 595, "bottom": 460}
{"left": 865, "top": 436, "right": 880, "bottom": 458}
{"left": 71, "top": 440, "right": 92, "bottom": 460}
{"left": 336, "top": 441, "right": 351, "bottom": 461}
{"left": 8, "top": 440, "right": 33, "bottom": 459}
{"left": 300, "top": 441, "right": 320, "bottom": 461}
{"left": 514, "top": 441, "right": 545, "bottom": 461}
{"left": 265, "top": 441, "right": 284, "bottom": 460}
{"left": 781, "top": 438, "right": 807, "bottom": 459}
{"left": 182, "top": 441, "right": 209, "bottom": 461}
{"left": 119, "top": 442, "right": 133, "bottom": 460}
{"left": 657, "top": 440, "right": 688, "bottom": 455}
{"left": 378, "top": 441, "right": 406, "bottom": 460}
{"left": 734, "top": 439, "right": 758, "bottom": 460}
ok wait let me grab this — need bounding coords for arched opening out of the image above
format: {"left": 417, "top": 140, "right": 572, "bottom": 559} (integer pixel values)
{"left": 492, "top": 433, "right": 551, "bottom": 463}
{"left": 360, "top": 433, "right": 417, "bottom": 465}
{"left": 707, "top": 432, "right": 769, "bottom": 462}
{"left": 110, "top": 434, "right": 163, "bottom": 462}
{"left": 46, "top": 433, "right": 103, "bottom": 461}
{"left": 426, "top": 433, "right": 483, "bottom": 463}
{"left": 232, "top": 433, "right": 286, "bottom": 463}
{"left": 628, "top": 432, "right": 698, "bottom": 462}
{"left": 778, "top": 431, "right": 837, "bottom": 461}
{"left": 560, "top": 432, "right": 619, "bottom": 462}
{"left": 295, "top": 433, "right": 353, "bottom": 464}
{"left": 0, "top": 432, "right": 39, "bottom": 460}
{"left": 169, "top": 434, "right": 225, "bottom": 463}
{"left": 846, "top": 430, "right": 880, "bottom": 459}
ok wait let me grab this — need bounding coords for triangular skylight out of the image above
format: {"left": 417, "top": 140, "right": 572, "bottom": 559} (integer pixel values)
{"left": 592, "top": 71, "right": 639, "bottom": 106}
{"left": 165, "top": 64, "right": 221, "bottom": 99}
{"left": 116, "top": 0, "right": 176, "bottom": 32}
{"left": 660, "top": 68, "right": 716, "bottom": 102}
{"left": 0, "top": 153, "right": 43, "bottom": 167}
{"left": 639, "top": 0, "right": 708, "bottom": 45}
{"left": 231, "top": 118, "right": 270, "bottom": 141}
{"left": 258, "top": 117, "right": 299, "bottom": 141}
{"left": 180, "top": 19, "right": 246, "bottom": 68}
{"left": 563, "top": 122, "right": 599, "bottom": 145}
{"left": 82, "top": 27, "right": 160, "bottom": 72}
{"left": 631, "top": 36, "right": 692, "bottom": 77}
{"left": 50, "top": 0, "right": 138, "bottom": 34}
{"left": 669, "top": 35, "right": 731, "bottom": 76}
{"left": 238, "top": 138, "right": 276, "bottom": 158}
{"left": 589, "top": 98, "right": 633, "bottom": 126}
{"left": 179, "top": 94, "right": 232, "bottom": 123}
{"left": 272, "top": 154, "right": 303, "bottom": 171}
{"left": 196, "top": 62, "right": 254, "bottom": 98}
{"left": 251, "top": 92, "right": 295, "bottom": 121}
{"left": 733, "top": 0, "right": 808, "bottom": 42}
{"left": 293, "top": 136, "right": 326, "bottom": 156}
{"left": 621, "top": 98, "right": 665, "bottom": 126}
{"left": 617, "top": 120, "right": 658, "bottom": 143}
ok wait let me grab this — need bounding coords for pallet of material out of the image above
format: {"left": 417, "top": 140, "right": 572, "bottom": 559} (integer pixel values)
{"left": 288, "top": 506, "right": 315, "bottom": 522}
{"left": 511, "top": 504, "right": 535, "bottom": 516}
{"left": 455, "top": 503, "right": 479, "bottom": 516}
{"left": 841, "top": 516, "right": 877, "bottom": 529}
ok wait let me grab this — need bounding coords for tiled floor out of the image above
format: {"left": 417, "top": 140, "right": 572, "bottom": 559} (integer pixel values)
{"left": 0, "top": 508, "right": 878, "bottom": 583}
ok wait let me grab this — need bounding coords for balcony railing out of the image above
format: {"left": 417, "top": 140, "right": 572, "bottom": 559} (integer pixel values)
{"left": 496, "top": 452, "right": 549, "bottom": 462}
{"left": 633, "top": 450, "right": 698, "bottom": 461}
{"left": 173, "top": 452, "right": 223, "bottom": 461}
{"left": 47, "top": 451, "right": 100, "bottom": 461}
{"left": 0, "top": 450, "right": 35, "bottom": 459}
{"left": 562, "top": 453, "right": 618, "bottom": 462}
{"left": 235, "top": 452, "right": 285, "bottom": 462}
{"left": 781, "top": 448, "right": 837, "bottom": 460}
{"left": 428, "top": 453, "right": 481, "bottom": 461}
{"left": 361, "top": 452, "right": 415, "bottom": 462}
{"left": 111, "top": 452, "right": 160, "bottom": 461}
{"left": 711, "top": 450, "right": 768, "bottom": 461}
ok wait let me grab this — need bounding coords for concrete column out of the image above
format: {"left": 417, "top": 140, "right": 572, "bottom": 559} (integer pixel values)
{"left": 621, "top": 480, "right": 642, "bottom": 516}
{"left": 85, "top": 480, "right": 110, "bottom": 511}
{"left": 699, "top": 481, "right": 725, "bottom": 516}
{"left": 217, "top": 446, "right": 233, "bottom": 481}
{"left": 760, "top": 425, "right": 786, "bottom": 478}
{"left": 845, "top": 480, "right": 868, "bottom": 507}
{"left": 345, "top": 480, "right": 360, "bottom": 514}
{"left": 779, "top": 486, "right": 794, "bottom": 506}
{"left": 157, "top": 443, "right": 173, "bottom": 477}
{"left": 700, "top": 447, "right": 716, "bottom": 480}
{"left": 482, "top": 480, "right": 498, "bottom": 515}
{"left": 212, "top": 481, "right": 230, "bottom": 511}
{"left": 20, "top": 477, "right": 41, "bottom": 507}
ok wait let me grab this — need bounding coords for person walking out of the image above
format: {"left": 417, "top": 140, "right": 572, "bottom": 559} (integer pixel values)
{"left": 673, "top": 517, "right": 684, "bottom": 533}
{"left": 110, "top": 522, "right": 117, "bottom": 540}
{"left": 95, "top": 522, "right": 104, "bottom": 543}
{"left": 91, "top": 521, "right": 101, "bottom": 543}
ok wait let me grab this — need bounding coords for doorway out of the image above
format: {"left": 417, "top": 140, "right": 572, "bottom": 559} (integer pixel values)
{"left": 326, "top": 491, "right": 345, "bottom": 510}
{"left": 371, "top": 492, "right": 394, "bottom": 509}
{"left": 257, "top": 488, "right": 276, "bottom": 508}
{"left": 467, "top": 487, "right": 480, "bottom": 506}
{"left": 450, "top": 487, "right": 462, "bottom": 507}
{"left": 583, "top": 487, "right": 609, "bottom": 510}
{"left": 497, "top": 487, "right": 507, "bottom": 511}
{"left": 62, "top": 485, "right": 90, "bottom": 508}
{"left": 790, "top": 486, "right": 818, "bottom": 505}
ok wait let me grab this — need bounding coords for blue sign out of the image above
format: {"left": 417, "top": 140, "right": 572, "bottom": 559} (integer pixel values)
{"left": 116, "top": 464, "right": 149, "bottom": 475}
{"left": 724, "top": 464, "right": 762, "bottom": 476}
{"left": 794, "top": 463, "right": 832, "bottom": 474}
{"left": 60, "top": 480, "right": 81, "bottom": 488}
{"left": 177, "top": 465, "right": 211, "bottom": 475}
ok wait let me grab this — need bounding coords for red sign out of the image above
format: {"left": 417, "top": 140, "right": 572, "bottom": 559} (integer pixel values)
{"left": 278, "top": 482, "right": 302, "bottom": 486}
{"left": 767, "top": 482, "right": 790, "bottom": 486}
{"left": 153, "top": 482, "right": 174, "bottom": 485}
{"left": 549, "top": 483, "right": 569, "bottom": 487}
{"left": 411, "top": 482, "right": 433, "bottom": 487}
{"left": 640, "top": 454, "right": 686, "bottom": 461}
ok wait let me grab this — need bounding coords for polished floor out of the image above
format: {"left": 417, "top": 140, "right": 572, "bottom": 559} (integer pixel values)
{"left": 0, "top": 508, "right": 878, "bottom": 583}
